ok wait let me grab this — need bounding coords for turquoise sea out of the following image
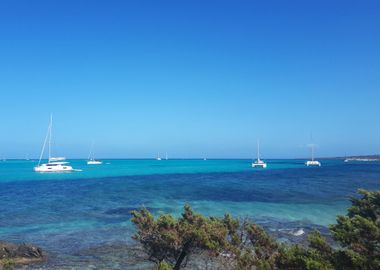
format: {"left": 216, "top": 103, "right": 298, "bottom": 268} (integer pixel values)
{"left": 0, "top": 159, "right": 379, "bottom": 268}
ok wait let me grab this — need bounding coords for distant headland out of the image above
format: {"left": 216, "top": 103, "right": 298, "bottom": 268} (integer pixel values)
{"left": 329, "top": 154, "right": 380, "bottom": 161}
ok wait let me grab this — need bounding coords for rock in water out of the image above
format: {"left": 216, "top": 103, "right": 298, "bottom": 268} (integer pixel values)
{"left": 0, "top": 241, "right": 45, "bottom": 267}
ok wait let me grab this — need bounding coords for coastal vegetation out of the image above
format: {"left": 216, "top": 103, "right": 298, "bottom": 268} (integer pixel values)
{"left": 131, "top": 189, "right": 380, "bottom": 270}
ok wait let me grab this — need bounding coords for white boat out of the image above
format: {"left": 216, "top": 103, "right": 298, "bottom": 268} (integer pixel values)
{"left": 252, "top": 140, "right": 267, "bottom": 168}
{"left": 87, "top": 160, "right": 102, "bottom": 165}
{"left": 34, "top": 115, "right": 75, "bottom": 172}
{"left": 305, "top": 143, "right": 321, "bottom": 167}
{"left": 306, "top": 160, "right": 321, "bottom": 166}
{"left": 87, "top": 142, "right": 102, "bottom": 165}
{"left": 34, "top": 161, "right": 73, "bottom": 172}
{"left": 156, "top": 152, "right": 162, "bottom": 161}
{"left": 165, "top": 152, "right": 168, "bottom": 160}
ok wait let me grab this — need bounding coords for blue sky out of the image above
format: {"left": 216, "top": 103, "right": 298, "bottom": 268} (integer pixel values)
{"left": 0, "top": 0, "right": 379, "bottom": 158}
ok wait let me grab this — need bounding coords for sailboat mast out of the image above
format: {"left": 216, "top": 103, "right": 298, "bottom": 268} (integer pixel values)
{"left": 309, "top": 132, "right": 314, "bottom": 162}
{"left": 88, "top": 141, "right": 94, "bottom": 160}
{"left": 257, "top": 140, "right": 260, "bottom": 161}
{"left": 48, "top": 114, "right": 52, "bottom": 161}
{"left": 37, "top": 114, "right": 52, "bottom": 166}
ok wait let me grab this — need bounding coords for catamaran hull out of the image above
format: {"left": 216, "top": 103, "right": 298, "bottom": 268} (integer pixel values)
{"left": 305, "top": 161, "right": 321, "bottom": 167}
{"left": 252, "top": 163, "right": 267, "bottom": 168}
{"left": 87, "top": 161, "right": 102, "bottom": 165}
{"left": 34, "top": 164, "right": 74, "bottom": 172}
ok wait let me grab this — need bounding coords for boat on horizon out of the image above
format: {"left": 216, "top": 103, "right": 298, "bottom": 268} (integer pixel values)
{"left": 305, "top": 143, "right": 321, "bottom": 167}
{"left": 252, "top": 140, "right": 267, "bottom": 168}
{"left": 34, "top": 115, "right": 75, "bottom": 172}
{"left": 87, "top": 159, "right": 103, "bottom": 165}
{"left": 156, "top": 152, "right": 162, "bottom": 161}
{"left": 87, "top": 142, "right": 103, "bottom": 165}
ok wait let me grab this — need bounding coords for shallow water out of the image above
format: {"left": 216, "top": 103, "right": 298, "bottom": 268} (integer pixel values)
{"left": 0, "top": 159, "right": 379, "bottom": 268}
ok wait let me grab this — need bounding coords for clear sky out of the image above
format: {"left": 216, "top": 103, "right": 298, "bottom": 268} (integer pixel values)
{"left": 0, "top": 0, "right": 379, "bottom": 159}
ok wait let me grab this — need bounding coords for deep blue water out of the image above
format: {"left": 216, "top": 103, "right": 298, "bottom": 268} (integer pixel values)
{"left": 0, "top": 159, "right": 379, "bottom": 268}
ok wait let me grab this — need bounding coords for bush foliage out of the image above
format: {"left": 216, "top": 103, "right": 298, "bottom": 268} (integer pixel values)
{"left": 131, "top": 189, "right": 380, "bottom": 270}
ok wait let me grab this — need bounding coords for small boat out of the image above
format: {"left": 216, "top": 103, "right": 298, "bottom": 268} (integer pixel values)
{"left": 165, "top": 152, "right": 168, "bottom": 160}
{"left": 156, "top": 152, "right": 162, "bottom": 161}
{"left": 34, "top": 161, "right": 73, "bottom": 172}
{"left": 87, "top": 159, "right": 102, "bottom": 165}
{"left": 87, "top": 142, "right": 102, "bottom": 165}
{"left": 306, "top": 160, "right": 321, "bottom": 166}
{"left": 305, "top": 143, "right": 321, "bottom": 167}
{"left": 252, "top": 140, "right": 267, "bottom": 168}
{"left": 34, "top": 115, "right": 75, "bottom": 172}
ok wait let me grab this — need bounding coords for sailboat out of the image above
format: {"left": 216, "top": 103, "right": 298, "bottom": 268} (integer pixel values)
{"left": 34, "top": 115, "right": 75, "bottom": 172}
{"left": 305, "top": 144, "right": 321, "bottom": 167}
{"left": 156, "top": 152, "right": 162, "bottom": 161}
{"left": 251, "top": 140, "right": 267, "bottom": 168}
{"left": 87, "top": 142, "right": 102, "bottom": 165}
{"left": 165, "top": 152, "right": 168, "bottom": 160}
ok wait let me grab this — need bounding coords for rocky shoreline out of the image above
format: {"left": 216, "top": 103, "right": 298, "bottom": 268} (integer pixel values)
{"left": 0, "top": 241, "right": 45, "bottom": 269}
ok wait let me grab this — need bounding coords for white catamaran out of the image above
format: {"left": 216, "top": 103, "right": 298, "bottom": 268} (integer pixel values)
{"left": 87, "top": 142, "right": 102, "bottom": 165}
{"left": 305, "top": 144, "right": 321, "bottom": 167}
{"left": 34, "top": 115, "right": 75, "bottom": 172}
{"left": 252, "top": 140, "right": 267, "bottom": 168}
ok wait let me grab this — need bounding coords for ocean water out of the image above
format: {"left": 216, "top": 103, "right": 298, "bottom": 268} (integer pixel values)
{"left": 0, "top": 159, "right": 379, "bottom": 268}
{"left": 0, "top": 159, "right": 306, "bottom": 182}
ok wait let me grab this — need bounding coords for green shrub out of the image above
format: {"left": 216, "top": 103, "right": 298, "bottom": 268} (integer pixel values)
{"left": 131, "top": 189, "right": 380, "bottom": 270}
{"left": 2, "top": 258, "right": 15, "bottom": 270}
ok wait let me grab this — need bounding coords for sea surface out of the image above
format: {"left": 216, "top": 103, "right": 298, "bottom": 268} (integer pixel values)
{"left": 0, "top": 159, "right": 379, "bottom": 269}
